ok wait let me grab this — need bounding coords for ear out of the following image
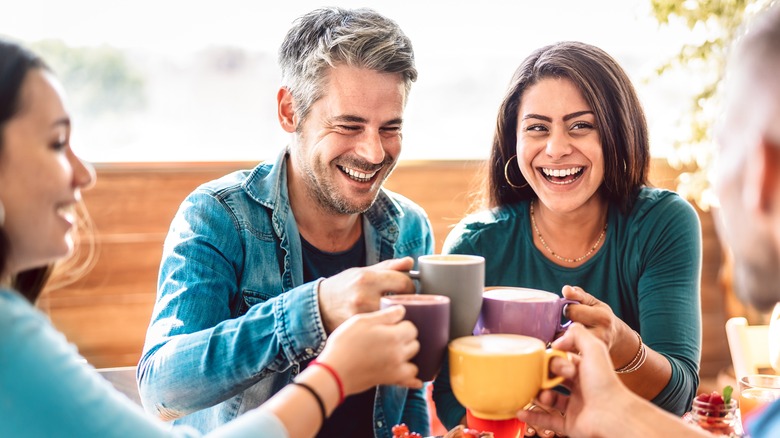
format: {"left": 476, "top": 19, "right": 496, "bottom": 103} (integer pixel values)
{"left": 763, "top": 136, "right": 780, "bottom": 213}
{"left": 752, "top": 137, "right": 780, "bottom": 214}
{"left": 277, "top": 87, "right": 297, "bottom": 133}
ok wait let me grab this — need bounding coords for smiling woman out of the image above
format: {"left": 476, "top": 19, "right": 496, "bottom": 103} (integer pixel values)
{"left": 432, "top": 41, "right": 703, "bottom": 435}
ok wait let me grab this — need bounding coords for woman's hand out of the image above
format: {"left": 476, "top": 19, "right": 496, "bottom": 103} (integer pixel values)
{"left": 316, "top": 305, "right": 422, "bottom": 395}
{"left": 523, "top": 396, "right": 568, "bottom": 437}
{"left": 561, "top": 285, "right": 635, "bottom": 366}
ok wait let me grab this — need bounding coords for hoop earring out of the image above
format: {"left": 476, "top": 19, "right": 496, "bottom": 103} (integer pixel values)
{"left": 503, "top": 155, "right": 528, "bottom": 189}
{"left": 0, "top": 199, "right": 4, "bottom": 226}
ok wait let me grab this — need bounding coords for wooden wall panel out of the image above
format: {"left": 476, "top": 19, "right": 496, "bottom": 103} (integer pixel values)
{"left": 38, "top": 159, "right": 732, "bottom": 380}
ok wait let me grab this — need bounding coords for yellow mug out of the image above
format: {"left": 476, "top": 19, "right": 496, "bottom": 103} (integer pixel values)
{"left": 449, "top": 334, "right": 568, "bottom": 420}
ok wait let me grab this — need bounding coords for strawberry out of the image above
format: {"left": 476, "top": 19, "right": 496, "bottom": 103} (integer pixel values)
{"left": 709, "top": 393, "right": 724, "bottom": 406}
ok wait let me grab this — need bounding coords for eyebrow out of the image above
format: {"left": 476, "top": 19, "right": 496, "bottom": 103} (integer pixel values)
{"left": 52, "top": 117, "right": 71, "bottom": 128}
{"left": 522, "top": 110, "right": 594, "bottom": 122}
{"left": 332, "top": 115, "right": 403, "bottom": 126}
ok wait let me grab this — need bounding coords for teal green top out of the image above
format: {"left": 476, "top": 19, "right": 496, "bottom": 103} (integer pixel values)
{"left": 432, "top": 187, "right": 702, "bottom": 428}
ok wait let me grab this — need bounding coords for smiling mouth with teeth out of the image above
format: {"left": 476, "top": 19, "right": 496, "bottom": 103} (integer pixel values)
{"left": 540, "top": 166, "right": 584, "bottom": 185}
{"left": 338, "top": 165, "right": 380, "bottom": 183}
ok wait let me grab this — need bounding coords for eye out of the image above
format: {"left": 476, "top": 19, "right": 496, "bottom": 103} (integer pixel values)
{"left": 524, "top": 124, "right": 548, "bottom": 133}
{"left": 570, "top": 121, "right": 595, "bottom": 131}
{"left": 380, "top": 126, "right": 402, "bottom": 135}
{"left": 51, "top": 135, "right": 69, "bottom": 151}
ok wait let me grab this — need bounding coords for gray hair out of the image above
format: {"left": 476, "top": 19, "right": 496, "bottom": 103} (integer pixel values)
{"left": 278, "top": 7, "right": 417, "bottom": 125}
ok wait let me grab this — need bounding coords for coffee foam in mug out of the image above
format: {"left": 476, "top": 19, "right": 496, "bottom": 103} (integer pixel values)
{"left": 452, "top": 334, "right": 541, "bottom": 355}
{"left": 484, "top": 288, "right": 556, "bottom": 302}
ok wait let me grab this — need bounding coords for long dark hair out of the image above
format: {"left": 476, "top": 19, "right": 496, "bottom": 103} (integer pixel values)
{"left": 0, "top": 38, "right": 54, "bottom": 303}
{"left": 486, "top": 41, "right": 650, "bottom": 212}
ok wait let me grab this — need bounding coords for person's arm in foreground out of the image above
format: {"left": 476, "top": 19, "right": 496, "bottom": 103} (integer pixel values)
{"left": 216, "top": 305, "right": 423, "bottom": 438}
{"left": 516, "top": 323, "right": 708, "bottom": 438}
{"left": 1, "top": 287, "right": 420, "bottom": 438}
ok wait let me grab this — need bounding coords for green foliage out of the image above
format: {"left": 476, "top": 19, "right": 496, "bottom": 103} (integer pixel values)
{"left": 649, "top": 0, "right": 775, "bottom": 209}
{"left": 29, "top": 39, "right": 146, "bottom": 116}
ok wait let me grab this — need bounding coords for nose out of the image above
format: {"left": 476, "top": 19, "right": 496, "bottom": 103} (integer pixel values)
{"left": 355, "top": 130, "right": 386, "bottom": 165}
{"left": 69, "top": 150, "right": 96, "bottom": 191}
{"left": 545, "top": 127, "right": 572, "bottom": 159}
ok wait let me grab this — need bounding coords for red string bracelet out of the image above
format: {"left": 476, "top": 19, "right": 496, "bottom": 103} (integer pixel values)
{"left": 310, "top": 360, "right": 345, "bottom": 405}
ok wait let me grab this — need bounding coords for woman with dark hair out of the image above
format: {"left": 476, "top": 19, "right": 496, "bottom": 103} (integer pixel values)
{"left": 433, "top": 41, "right": 702, "bottom": 436}
{"left": 0, "top": 38, "right": 422, "bottom": 438}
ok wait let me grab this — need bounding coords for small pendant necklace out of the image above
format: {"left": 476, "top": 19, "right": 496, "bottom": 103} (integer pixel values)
{"left": 530, "top": 200, "right": 607, "bottom": 264}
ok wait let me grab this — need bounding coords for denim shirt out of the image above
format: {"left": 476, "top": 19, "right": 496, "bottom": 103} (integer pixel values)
{"left": 137, "top": 149, "right": 435, "bottom": 437}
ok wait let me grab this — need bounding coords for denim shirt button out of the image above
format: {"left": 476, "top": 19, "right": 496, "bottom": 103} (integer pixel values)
{"left": 304, "top": 347, "right": 314, "bottom": 355}
{"left": 376, "top": 421, "right": 383, "bottom": 428}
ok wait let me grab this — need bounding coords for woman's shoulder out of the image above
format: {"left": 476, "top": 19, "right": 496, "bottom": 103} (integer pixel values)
{"left": 631, "top": 187, "right": 699, "bottom": 220}
{"left": 622, "top": 187, "right": 701, "bottom": 237}
{"left": 454, "top": 202, "right": 526, "bottom": 231}
{"left": 0, "top": 288, "right": 35, "bottom": 318}
{"left": 443, "top": 202, "right": 526, "bottom": 252}
{"left": 0, "top": 288, "right": 49, "bottom": 354}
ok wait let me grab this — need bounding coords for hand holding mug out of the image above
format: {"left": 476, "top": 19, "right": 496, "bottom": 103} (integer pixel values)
{"left": 317, "top": 305, "right": 422, "bottom": 395}
{"left": 318, "top": 257, "right": 416, "bottom": 333}
{"left": 517, "top": 323, "right": 632, "bottom": 438}
{"left": 561, "top": 285, "right": 634, "bottom": 361}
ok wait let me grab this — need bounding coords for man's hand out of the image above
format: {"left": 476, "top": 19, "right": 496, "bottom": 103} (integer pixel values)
{"left": 517, "top": 323, "right": 628, "bottom": 437}
{"left": 318, "top": 257, "right": 416, "bottom": 333}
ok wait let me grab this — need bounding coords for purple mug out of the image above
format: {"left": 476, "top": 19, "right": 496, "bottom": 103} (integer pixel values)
{"left": 380, "top": 294, "right": 451, "bottom": 382}
{"left": 474, "top": 287, "right": 578, "bottom": 344}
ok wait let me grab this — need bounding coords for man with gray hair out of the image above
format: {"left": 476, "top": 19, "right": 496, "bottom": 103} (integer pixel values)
{"left": 137, "top": 7, "right": 433, "bottom": 437}
{"left": 516, "top": 3, "right": 780, "bottom": 437}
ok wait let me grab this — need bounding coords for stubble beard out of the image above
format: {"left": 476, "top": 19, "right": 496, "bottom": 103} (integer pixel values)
{"left": 302, "top": 156, "right": 395, "bottom": 216}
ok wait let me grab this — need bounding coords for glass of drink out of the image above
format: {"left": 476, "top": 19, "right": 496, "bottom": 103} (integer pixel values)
{"left": 738, "top": 374, "right": 780, "bottom": 422}
{"left": 769, "top": 303, "right": 780, "bottom": 373}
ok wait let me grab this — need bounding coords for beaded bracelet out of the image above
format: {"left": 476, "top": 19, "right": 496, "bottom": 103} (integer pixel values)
{"left": 615, "top": 330, "right": 647, "bottom": 374}
{"left": 291, "top": 381, "right": 327, "bottom": 424}
{"left": 310, "top": 360, "right": 345, "bottom": 405}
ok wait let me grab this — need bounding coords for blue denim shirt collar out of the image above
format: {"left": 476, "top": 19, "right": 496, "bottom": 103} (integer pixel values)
{"left": 245, "top": 149, "right": 405, "bottom": 268}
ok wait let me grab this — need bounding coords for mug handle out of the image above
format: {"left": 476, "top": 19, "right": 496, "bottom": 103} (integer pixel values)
{"left": 407, "top": 270, "right": 421, "bottom": 280}
{"left": 557, "top": 299, "right": 580, "bottom": 333}
{"left": 541, "top": 349, "right": 570, "bottom": 389}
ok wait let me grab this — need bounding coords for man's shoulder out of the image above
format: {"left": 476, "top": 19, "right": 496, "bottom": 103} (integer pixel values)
{"left": 195, "top": 167, "right": 261, "bottom": 197}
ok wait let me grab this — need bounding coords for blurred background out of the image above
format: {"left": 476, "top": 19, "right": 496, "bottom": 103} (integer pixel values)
{"left": 2, "top": 0, "right": 701, "bottom": 162}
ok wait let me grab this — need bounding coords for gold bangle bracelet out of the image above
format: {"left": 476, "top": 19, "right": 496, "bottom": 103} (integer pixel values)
{"left": 615, "top": 330, "right": 646, "bottom": 374}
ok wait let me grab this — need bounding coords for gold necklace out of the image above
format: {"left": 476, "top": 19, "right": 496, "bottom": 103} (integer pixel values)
{"left": 530, "top": 200, "right": 607, "bottom": 263}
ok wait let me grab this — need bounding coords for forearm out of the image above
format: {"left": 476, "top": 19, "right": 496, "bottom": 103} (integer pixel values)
{"left": 139, "top": 286, "right": 325, "bottom": 417}
{"left": 614, "top": 337, "right": 672, "bottom": 401}
{"left": 596, "top": 392, "right": 708, "bottom": 438}
{"left": 138, "top": 325, "right": 281, "bottom": 418}
{"left": 265, "top": 366, "right": 340, "bottom": 438}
